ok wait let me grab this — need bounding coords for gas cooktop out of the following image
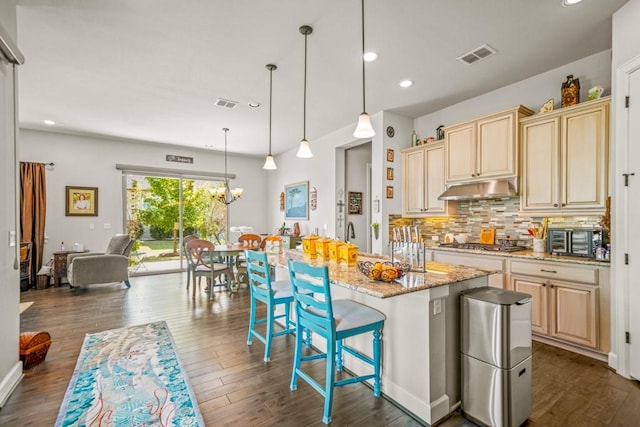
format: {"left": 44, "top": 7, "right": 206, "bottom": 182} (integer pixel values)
{"left": 438, "top": 243, "right": 524, "bottom": 252}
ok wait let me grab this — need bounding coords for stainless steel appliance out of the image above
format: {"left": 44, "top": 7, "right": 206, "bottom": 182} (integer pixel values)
{"left": 547, "top": 228, "right": 607, "bottom": 258}
{"left": 461, "top": 288, "right": 532, "bottom": 427}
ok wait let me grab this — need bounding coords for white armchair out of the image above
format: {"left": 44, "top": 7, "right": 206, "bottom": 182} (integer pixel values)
{"left": 67, "top": 234, "right": 134, "bottom": 288}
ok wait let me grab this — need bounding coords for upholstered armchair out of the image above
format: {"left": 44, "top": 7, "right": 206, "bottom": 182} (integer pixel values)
{"left": 67, "top": 234, "right": 134, "bottom": 288}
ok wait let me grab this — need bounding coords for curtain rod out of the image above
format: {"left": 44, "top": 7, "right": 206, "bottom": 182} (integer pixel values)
{"left": 0, "top": 22, "right": 25, "bottom": 65}
{"left": 115, "top": 163, "right": 236, "bottom": 180}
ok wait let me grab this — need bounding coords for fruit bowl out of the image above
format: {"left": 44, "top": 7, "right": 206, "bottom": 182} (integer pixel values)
{"left": 357, "top": 261, "right": 410, "bottom": 282}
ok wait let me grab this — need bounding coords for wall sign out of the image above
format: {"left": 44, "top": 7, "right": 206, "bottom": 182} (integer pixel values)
{"left": 348, "top": 191, "right": 363, "bottom": 215}
{"left": 166, "top": 155, "right": 193, "bottom": 164}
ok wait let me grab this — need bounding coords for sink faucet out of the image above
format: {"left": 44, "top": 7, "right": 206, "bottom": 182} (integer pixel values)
{"left": 346, "top": 221, "right": 355, "bottom": 242}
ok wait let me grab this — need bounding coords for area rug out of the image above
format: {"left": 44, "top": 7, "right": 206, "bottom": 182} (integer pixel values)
{"left": 56, "top": 321, "right": 203, "bottom": 427}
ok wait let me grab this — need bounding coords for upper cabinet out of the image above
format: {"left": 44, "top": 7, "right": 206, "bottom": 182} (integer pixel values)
{"left": 520, "top": 97, "right": 610, "bottom": 215}
{"left": 444, "top": 105, "right": 534, "bottom": 183}
{"left": 401, "top": 142, "right": 450, "bottom": 217}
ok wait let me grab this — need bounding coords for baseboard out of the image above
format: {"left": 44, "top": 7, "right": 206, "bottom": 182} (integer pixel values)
{"left": 0, "top": 362, "right": 24, "bottom": 408}
{"left": 532, "top": 335, "right": 607, "bottom": 362}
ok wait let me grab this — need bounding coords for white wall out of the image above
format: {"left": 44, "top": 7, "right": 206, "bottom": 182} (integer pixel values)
{"left": 0, "top": 0, "right": 23, "bottom": 408}
{"left": 20, "top": 130, "right": 269, "bottom": 261}
{"left": 414, "top": 50, "right": 612, "bottom": 139}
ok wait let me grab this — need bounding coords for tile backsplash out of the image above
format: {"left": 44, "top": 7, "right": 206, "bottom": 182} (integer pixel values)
{"left": 389, "top": 197, "right": 604, "bottom": 247}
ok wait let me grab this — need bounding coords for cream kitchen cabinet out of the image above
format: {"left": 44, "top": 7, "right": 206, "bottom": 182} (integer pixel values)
{"left": 444, "top": 105, "right": 533, "bottom": 183}
{"left": 401, "top": 142, "right": 448, "bottom": 217}
{"left": 520, "top": 97, "right": 610, "bottom": 215}
{"left": 509, "top": 259, "right": 608, "bottom": 355}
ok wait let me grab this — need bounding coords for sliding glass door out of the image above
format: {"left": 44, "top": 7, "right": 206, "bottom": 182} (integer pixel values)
{"left": 124, "top": 174, "right": 227, "bottom": 275}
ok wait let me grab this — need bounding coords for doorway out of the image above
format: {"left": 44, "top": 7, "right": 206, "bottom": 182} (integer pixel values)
{"left": 344, "top": 143, "right": 372, "bottom": 253}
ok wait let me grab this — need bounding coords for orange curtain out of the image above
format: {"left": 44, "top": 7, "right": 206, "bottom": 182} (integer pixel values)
{"left": 20, "top": 162, "right": 47, "bottom": 287}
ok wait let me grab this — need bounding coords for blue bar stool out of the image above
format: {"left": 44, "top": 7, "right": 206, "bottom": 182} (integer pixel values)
{"left": 287, "top": 259, "right": 386, "bottom": 424}
{"left": 245, "top": 250, "right": 295, "bottom": 362}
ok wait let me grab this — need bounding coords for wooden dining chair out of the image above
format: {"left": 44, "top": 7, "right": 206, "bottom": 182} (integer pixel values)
{"left": 236, "top": 234, "right": 262, "bottom": 285}
{"left": 245, "top": 250, "right": 295, "bottom": 362}
{"left": 287, "top": 259, "right": 386, "bottom": 424}
{"left": 182, "top": 235, "right": 198, "bottom": 287}
{"left": 186, "top": 239, "right": 233, "bottom": 299}
{"left": 260, "top": 235, "right": 283, "bottom": 253}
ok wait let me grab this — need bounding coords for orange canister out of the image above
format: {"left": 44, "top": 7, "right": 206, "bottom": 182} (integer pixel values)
{"left": 338, "top": 243, "right": 358, "bottom": 266}
{"left": 315, "top": 238, "right": 332, "bottom": 260}
{"left": 328, "top": 240, "right": 344, "bottom": 262}
{"left": 302, "top": 235, "right": 319, "bottom": 258}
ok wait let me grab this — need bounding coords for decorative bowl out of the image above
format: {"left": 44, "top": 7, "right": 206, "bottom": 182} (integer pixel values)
{"left": 357, "top": 261, "right": 409, "bottom": 282}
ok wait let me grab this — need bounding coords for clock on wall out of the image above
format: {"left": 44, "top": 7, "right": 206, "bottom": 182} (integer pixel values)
{"left": 386, "top": 126, "right": 395, "bottom": 138}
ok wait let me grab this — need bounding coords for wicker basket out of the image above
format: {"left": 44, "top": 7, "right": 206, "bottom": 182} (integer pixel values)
{"left": 19, "top": 332, "right": 52, "bottom": 369}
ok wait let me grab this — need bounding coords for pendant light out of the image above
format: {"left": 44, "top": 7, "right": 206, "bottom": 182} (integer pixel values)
{"left": 211, "top": 128, "right": 243, "bottom": 205}
{"left": 353, "top": 0, "right": 375, "bottom": 138}
{"left": 296, "top": 25, "right": 313, "bottom": 158}
{"left": 263, "top": 63, "right": 278, "bottom": 170}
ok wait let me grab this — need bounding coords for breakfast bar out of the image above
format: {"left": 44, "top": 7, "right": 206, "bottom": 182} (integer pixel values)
{"left": 273, "top": 250, "right": 491, "bottom": 425}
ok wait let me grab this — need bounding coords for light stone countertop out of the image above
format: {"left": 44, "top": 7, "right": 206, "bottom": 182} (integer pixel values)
{"left": 426, "top": 245, "right": 611, "bottom": 267}
{"left": 274, "top": 250, "right": 492, "bottom": 299}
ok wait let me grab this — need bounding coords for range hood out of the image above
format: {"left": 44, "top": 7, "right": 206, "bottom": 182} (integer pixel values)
{"left": 438, "top": 177, "right": 519, "bottom": 201}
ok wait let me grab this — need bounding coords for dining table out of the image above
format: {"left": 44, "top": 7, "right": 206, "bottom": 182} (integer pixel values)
{"left": 209, "top": 244, "right": 248, "bottom": 292}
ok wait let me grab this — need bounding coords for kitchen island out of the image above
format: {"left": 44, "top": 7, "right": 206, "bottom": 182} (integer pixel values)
{"left": 272, "top": 250, "right": 491, "bottom": 425}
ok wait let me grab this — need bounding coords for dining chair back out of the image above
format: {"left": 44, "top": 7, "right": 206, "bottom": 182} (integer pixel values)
{"left": 186, "top": 238, "right": 233, "bottom": 299}
{"left": 245, "top": 250, "right": 295, "bottom": 362}
{"left": 236, "top": 234, "right": 262, "bottom": 285}
{"left": 182, "top": 235, "right": 198, "bottom": 286}
{"left": 287, "top": 259, "right": 386, "bottom": 424}
{"left": 261, "top": 235, "right": 283, "bottom": 253}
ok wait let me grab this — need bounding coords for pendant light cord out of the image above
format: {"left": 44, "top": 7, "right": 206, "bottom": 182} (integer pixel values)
{"left": 303, "top": 30, "right": 308, "bottom": 140}
{"left": 269, "top": 67, "right": 273, "bottom": 155}
{"left": 361, "top": 0, "right": 366, "bottom": 113}
{"left": 223, "top": 128, "right": 229, "bottom": 187}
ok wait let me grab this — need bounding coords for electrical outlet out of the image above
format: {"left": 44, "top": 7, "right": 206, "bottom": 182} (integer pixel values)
{"left": 9, "top": 231, "right": 16, "bottom": 247}
{"left": 89, "top": 223, "right": 95, "bottom": 230}
{"left": 104, "top": 223, "right": 112, "bottom": 230}
{"left": 433, "top": 299, "right": 442, "bottom": 315}
{"left": 431, "top": 235, "right": 439, "bottom": 242}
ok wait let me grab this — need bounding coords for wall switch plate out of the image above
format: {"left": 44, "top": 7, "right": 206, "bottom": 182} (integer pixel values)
{"left": 89, "top": 223, "right": 95, "bottom": 230}
{"left": 9, "top": 231, "right": 16, "bottom": 247}
{"left": 431, "top": 235, "right": 439, "bottom": 242}
{"left": 433, "top": 299, "right": 442, "bottom": 315}
{"left": 103, "top": 223, "right": 111, "bottom": 230}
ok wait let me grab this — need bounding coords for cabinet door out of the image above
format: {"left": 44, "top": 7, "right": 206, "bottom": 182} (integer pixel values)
{"left": 445, "top": 122, "right": 475, "bottom": 182}
{"left": 562, "top": 103, "right": 608, "bottom": 210}
{"left": 520, "top": 117, "right": 560, "bottom": 211}
{"left": 402, "top": 148, "right": 425, "bottom": 214}
{"left": 476, "top": 111, "right": 516, "bottom": 179}
{"left": 512, "top": 275, "right": 548, "bottom": 334}
{"left": 424, "top": 144, "right": 445, "bottom": 213}
{"left": 549, "top": 281, "right": 598, "bottom": 348}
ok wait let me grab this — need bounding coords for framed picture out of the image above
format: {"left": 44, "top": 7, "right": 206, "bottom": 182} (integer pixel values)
{"left": 386, "top": 149, "right": 395, "bottom": 162}
{"left": 348, "top": 191, "right": 363, "bottom": 215}
{"left": 387, "top": 167, "right": 394, "bottom": 181}
{"left": 285, "top": 181, "right": 309, "bottom": 220}
{"left": 386, "top": 186, "right": 394, "bottom": 199}
{"left": 66, "top": 186, "right": 98, "bottom": 216}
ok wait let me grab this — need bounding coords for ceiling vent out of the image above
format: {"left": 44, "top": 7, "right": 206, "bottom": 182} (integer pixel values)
{"left": 456, "top": 44, "right": 497, "bottom": 65}
{"left": 215, "top": 98, "right": 239, "bottom": 109}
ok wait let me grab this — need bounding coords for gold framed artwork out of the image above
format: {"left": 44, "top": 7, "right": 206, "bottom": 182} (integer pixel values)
{"left": 387, "top": 167, "right": 394, "bottom": 181}
{"left": 66, "top": 186, "right": 98, "bottom": 216}
{"left": 348, "top": 191, "right": 363, "bottom": 215}
{"left": 386, "top": 149, "right": 395, "bottom": 162}
{"left": 386, "top": 186, "right": 394, "bottom": 199}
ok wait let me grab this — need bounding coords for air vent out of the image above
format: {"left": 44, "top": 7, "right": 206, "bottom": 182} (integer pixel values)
{"left": 456, "top": 44, "right": 497, "bottom": 65}
{"left": 215, "top": 98, "right": 239, "bottom": 109}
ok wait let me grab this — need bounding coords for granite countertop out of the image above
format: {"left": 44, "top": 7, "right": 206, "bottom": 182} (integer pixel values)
{"left": 274, "top": 250, "right": 492, "bottom": 299}
{"left": 426, "top": 245, "right": 611, "bottom": 267}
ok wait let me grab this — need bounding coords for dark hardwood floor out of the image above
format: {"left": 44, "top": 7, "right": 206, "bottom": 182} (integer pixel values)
{"left": 3, "top": 273, "right": 639, "bottom": 426}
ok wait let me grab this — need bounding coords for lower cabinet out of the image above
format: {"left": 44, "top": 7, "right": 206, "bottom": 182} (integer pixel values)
{"left": 510, "top": 259, "right": 604, "bottom": 352}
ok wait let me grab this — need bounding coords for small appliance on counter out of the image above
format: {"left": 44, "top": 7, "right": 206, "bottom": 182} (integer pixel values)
{"left": 547, "top": 228, "right": 607, "bottom": 258}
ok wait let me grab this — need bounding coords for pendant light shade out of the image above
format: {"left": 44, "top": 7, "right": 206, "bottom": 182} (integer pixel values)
{"left": 263, "top": 63, "right": 278, "bottom": 170}
{"left": 297, "top": 25, "right": 313, "bottom": 158}
{"left": 353, "top": 0, "right": 375, "bottom": 139}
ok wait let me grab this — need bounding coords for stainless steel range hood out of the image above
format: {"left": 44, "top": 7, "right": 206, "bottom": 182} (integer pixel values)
{"left": 438, "top": 177, "right": 519, "bottom": 201}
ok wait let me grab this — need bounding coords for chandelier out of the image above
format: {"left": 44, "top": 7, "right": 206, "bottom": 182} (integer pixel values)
{"left": 211, "top": 128, "right": 243, "bottom": 205}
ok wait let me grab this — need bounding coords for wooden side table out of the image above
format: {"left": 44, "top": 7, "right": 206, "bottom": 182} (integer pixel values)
{"left": 53, "top": 250, "right": 86, "bottom": 286}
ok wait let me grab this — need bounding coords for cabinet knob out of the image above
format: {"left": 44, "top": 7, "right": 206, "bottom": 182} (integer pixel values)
{"left": 542, "top": 283, "right": 546, "bottom": 287}
{"left": 562, "top": 203, "right": 566, "bottom": 207}
{"left": 553, "top": 203, "right": 558, "bottom": 207}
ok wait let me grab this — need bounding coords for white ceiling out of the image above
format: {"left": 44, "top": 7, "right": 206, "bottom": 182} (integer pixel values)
{"left": 15, "top": 0, "right": 627, "bottom": 157}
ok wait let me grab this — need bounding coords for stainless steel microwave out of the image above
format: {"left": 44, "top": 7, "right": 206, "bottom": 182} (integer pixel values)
{"left": 547, "top": 228, "right": 607, "bottom": 258}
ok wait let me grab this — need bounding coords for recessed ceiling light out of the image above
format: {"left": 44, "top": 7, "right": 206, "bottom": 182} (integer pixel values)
{"left": 363, "top": 51, "right": 378, "bottom": 62}
{"left": 248, "top": 101, "right": 261, "bottom": 108}
{"left": 399, "top": 80, "right": 413, "bottom": 88}
{"left": 44, "top": 119, "right": 56, "bottom": 125}
{"left": 562, "top": 0, "right": 583, "bottom": 6}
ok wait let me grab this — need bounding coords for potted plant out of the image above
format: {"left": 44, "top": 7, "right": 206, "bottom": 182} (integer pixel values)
{"left": 371, "top": 222, "right": 380, "bottom": 240}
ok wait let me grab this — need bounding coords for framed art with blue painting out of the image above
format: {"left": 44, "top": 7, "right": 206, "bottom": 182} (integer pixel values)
{"left": 285, "top": 181, "right": 309, "bottom": 220}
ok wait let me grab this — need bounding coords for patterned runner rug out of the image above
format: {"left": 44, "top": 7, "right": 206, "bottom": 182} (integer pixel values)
{"left": 56, "top": 321, "right": 203, "bottom": 426}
